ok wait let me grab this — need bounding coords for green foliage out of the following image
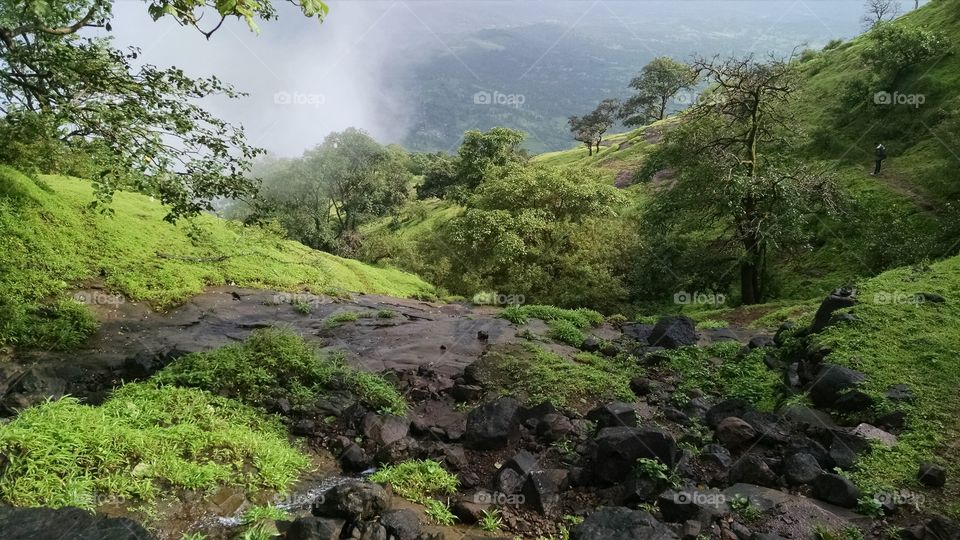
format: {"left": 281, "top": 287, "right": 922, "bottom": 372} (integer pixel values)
{"left": 621, "top": 56, "right": 697, "bottom": 126}
{"left": 857, "top": 496, "right": 885, "bottom": 517}
{"left": 661, "top": 342, "right": 780, "bottom": 410}
{"left": 500, "top": 305, "right": 604, "bottom": 328}
{"left": 862, "top": 22, "right": 950, "bottom": 79}
{"left": 0, "top": 168, "right": 433, "bottom": 349}
{"left": 468, "top": 344, "right": 640, "bottom": 408}
{"left": 323, "top": 310, "right": 361, "bottom": 329}
{"left": 242, "top": 504, "right": 291, "bottom": 524}
{"left": 376, "top": 309, "right": 397, "bottom": 319}
{"left": 0, "top": 383, "right": 308, "bottom": 508}
{"left": 729, "top": 494, "right": 763, "bottom": 522}
{"left": 548, "top": 319, "right": 586, "bottom": 347}
{"left": 814, "top": 525, "right": 865, "bottom": 540}
{"left": 154, "top": 328, "right": 407, "bottom": 415}
{"left": 480, "top": 509, "right": 503, "bottom": 532}
{"left": 635, "top": 458, "right": 679, "bottom": 487}
{"left": 368, "top": 460, "right": 458, "bottom": 524}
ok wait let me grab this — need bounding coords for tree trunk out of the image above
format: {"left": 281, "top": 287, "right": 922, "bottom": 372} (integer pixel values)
{"left": 585, "top": 142, "right": 592, "bottom": 156}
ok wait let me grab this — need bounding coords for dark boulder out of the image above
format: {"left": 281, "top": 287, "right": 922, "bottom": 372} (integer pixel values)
{"left": 592, "top": 426, "right": 679, "bottom": 485}
{"left": 810, "top": 288, "right": 856, "bottom": 333}
{"left": 286, "top": 516, "right": 346, "bottom": 540}
{"left": 748, "top": 336, "right": 775, "bottom": 349}
{"left": 380, "top": 509, "right": 422, "bottom": 540}
{"left": 657, "top": 488, "right": 727, "bottom": 523}
{"left": 812, "top": 473, "right": 860, "bottom": 508}
{"left": 339, "top": 444, "right": 373, "bottom": 472}
{"left": 362, "top": 413, "right": 410, "bottom": 447}
{"left": 706, "top": 399, "right": 750, "bottom": 428}
{"left": 648, "top": 316, "right": 698, "bottom": 349}
{"left": 587, "top": 401, "right": 638, "bottom": 429}
{"left": 728, "top": 455, "right": 778, "bottom": 487}
{"left": 918, "top": 462, "right": 947, "bottom": 488}
{"left": 570, "top": 507, "right": 678, "bottom": 540}
{"left": 808, "top": 364, "right": 872, "bottom": 412}
{"left": 783, "top": 452, "right": 822, "bottom": 486}
{"left": 622, "top": 323, "right": 655, "bottom": 342}
{"left": 715, "top": 417, "right": 756, "bottom": 449}
{"left": 0, "top": 506, "right": 154, "bottom": 540}
{"left": 522, "top": 469, "right": 567, "bottom": 515}
{"left": 313, "top": 481, "right": 390, "bottom": 521}
{"left": 536, "top": 413, "right": 575, "bottom": 442}
{"left": 465, "top": 397, "right": 521, "bottom": 450}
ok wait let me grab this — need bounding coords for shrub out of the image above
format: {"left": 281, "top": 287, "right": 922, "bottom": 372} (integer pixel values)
{"left": 369, "top": 460, "right": 458, "bottom": 524}
{"left": 548, "top": 319, "right": 586, "bottom": 347}
{"left": 500, "top": 305, "right": 604, "bottom": 328}
{"left": 862, "top": 23, "right": 950, "bottom": 78}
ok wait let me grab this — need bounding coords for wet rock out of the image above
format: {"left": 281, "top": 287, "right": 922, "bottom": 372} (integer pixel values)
{"left": 465, "top": 397, "right": 521, "bottom": 450}
{"left": 811, "top": 288, "right": 856, "bottom": 333}
{"left": 362, "top": 413, "right": 410, "bottom": 447}
{"left": 571, "top": 507, "right": 678, "bottom": 540}
{"left": 728, "top": 455, "right": 777, "bottom": 488}
{"left": 380, "top": 509, "right": 421, "bottom": 540}
{"left": 657, "top": 488, "right": 728, "bottom": 523}
{"left": 587, "top": 401, "right": 638, "bottom": 429}
{"left": 340, "top": 444, "right": 373, "bottom": 472}
{"left": 808, "top": 364, "right": 872, "bottom": 412}
{"left": 748, "top": 336, "right": 775, "bottom": 349}
{"left": 592, "top": 426, "right": 679, "bottom": 485}
{"left": 706, "top": 399, "right": 750, "bottom": 428}
{"left": 630, "top": 377, "right": 653, "bottom": 396}
{"left": 522, "top": 469, "right": 567, "bottom": 515}
{"left": 648, "top": 316, "right": 698, "bottom": 349}
{"left": 286, "top": 516, "right": 346, "bottom": 540}
{"left": 783, "top": 452, "right": 822, "bottom": 486}
{"left": 451, "top": 384, "right": 483, "bottom": 402}
{"left": 812, "top": 473, "right": 860, "bottom": 508}
{"left": 622, "top": 323, "right": 655, "bottom": 342}
{"left": 715, "top": 417, "right": 756, "bottom": 449}
{"left": 851, "top": 423, "right": 897, "bottom": 446}
{"left": 536, "top": 413, "right": 575, "bottom": 442}
{"left": 313, "top": 481, "right": 390, "bottom": 521}
{"left": 0, "top": 506, "right": 154, "bottom": 540}
{"left": 918, "top": 462, "right": 947, "bottom": 487}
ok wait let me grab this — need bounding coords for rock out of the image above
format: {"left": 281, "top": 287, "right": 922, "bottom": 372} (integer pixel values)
{"left": 648, "top": 316, "right": 698, "bottom": 349}
{"left": 495, "top": 450, "right": 541, "bottom": 495}
{"left": 748, "top": 336, "right": 775, "bottom": 349}
{"left": 630, "top": 377, "right": 653, "bottom": 396}
{"left": 362, "top": 413, "right": 410, "bottom": 447}
{"left": 722, "top": 484, "right": 870, "bottom": 538}
{"left": 812, "top": 473, "right": 860, "bottom": 508}
{"left": 706, "top": 399, "right": 750, "bottom": 428}
{"left": 465, "top": 397, "right": 521, "bottom": 450}
{"left": 571, "top": 507, "right": 678, "bottom": 540}
{"left": 622, "top": 323, "right": 655, "bottom": 342}
{"left": 313, "top": 481, "right": 390, "bottom": 521}
{"left": 728, "top": 455, "right": 778, "bottom": 487}
{"left": 352, "top": 521, "right": 388, "bottom": 540}
{"left": 452, "top": 497, "right": 489, "bottom": 524}
{"left": 657, "top": 488, "right": 728, "bottom": 523}
{"left": 522, "top": 469, "right": 566, "bottom": 515}
{"left": 339, "top": 444, "right": 372, "bottom": 472}
{"left": 925, "top": 515, "right": 960, "bottom": 540}
{"left": 0, "top": 506, "right": 154, "bottom": 540}
{"left": 477, "top": 330, "right": 490, "bottom": 341}
{"left": 451, "top": 384, "right": 483, "bottom": 402}
{"left": 829, "top": 431, "right": 870, "bottom": 470}
{"left": 886, "top": 384, "right": 915, "bottom": 403}
{"left": 663, "top": 407, "right": 691, "bottom": 425}
{"left": 380, "top": 509, "right": 422, "bottom": 540}
{"left": 808, "top": 364, "right": 872, "bottom": 412}
{"left": 774, "top": 321, "right": 796, "bottom": 346}
{"left": 375, "top": 437, "right": 420, "bottom": 464}
{"left": 715, "top": 417, "right": 756, "bottom": 449}
{"left": 741, "top": 411, "right": 791, "bottom": 445}
{"left": 783, "top": 452, "right": 822, "bottom": 486}
{"left": 918, "top": 462, "right": 947, "bottom": 487}
{"left": 850, "top": 423, "right": 897, "bottom": 447}
{"left": 876, "top": 410, "right": 907, "bottom": 431}
{"left": 587, "top": 401, "right": 638, "bottom": 429}
{"left": 811, "top": 288, "right": 856, "bottom": 333}
{"left": 292, "top": 419, "right": 317, "bottom": 436}
{"left": 536, "top": 413, "right": 575, "bottom": 442}
{"left": 917, "top": 292, "right": 946, "bottom": 304}
{"left": 286, "top": 516, "right": 346, "bottom": 540}
{"left": 778, "top": 404, "right": 837, "bottom": 430}
{"left": 592, "top": 426, "right": 679, "bottom": 485}
{"left": 581, "top": 336, "right": 601, "bottom": 352}
{"left": 700, "top": 444, "right": 733, "bottom": 469}
{"left": 2, "top": 369, "right": 67, "bottom": 412}
{"left": 623, "top": 472, "right": 665, "bottom": 505}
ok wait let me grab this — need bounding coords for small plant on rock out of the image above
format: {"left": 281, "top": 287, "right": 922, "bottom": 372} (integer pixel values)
{"left": 480, "top": 509, "right": 503, "bottom": 532}
{"left": 729, "top": 494, "right": 763, "bottom": 522}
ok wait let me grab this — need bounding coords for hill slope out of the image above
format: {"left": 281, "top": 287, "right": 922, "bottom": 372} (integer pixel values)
{"left": 0, "top": 167, "right": 435, "bottom": 350}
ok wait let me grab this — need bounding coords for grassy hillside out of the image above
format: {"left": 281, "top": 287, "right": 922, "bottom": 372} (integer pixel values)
{"left": 0, "top": 167, "right": 435, "bottom": 349}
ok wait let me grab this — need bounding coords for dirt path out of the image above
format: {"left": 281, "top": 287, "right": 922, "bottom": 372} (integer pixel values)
{"left": 874, "top": 169, "right": 943, "bottom": 215}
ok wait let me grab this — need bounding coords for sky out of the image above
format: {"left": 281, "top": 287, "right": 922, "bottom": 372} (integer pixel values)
{"left": 104, "top": 0, "right": 922, "bottom": 157}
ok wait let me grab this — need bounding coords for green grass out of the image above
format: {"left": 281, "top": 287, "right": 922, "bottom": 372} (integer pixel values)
{"left": 800, "top": 255, "right": 960, "bottom": 514}
{"left": 0, "top": 167, "right": 434, "bottom": 349}
{"left": 154, "top": 328, "right": 407, "bottom": 415}
{"left": 468, "top": 343, "right": 641, "bottom": 409}
{"left": 323, "top": 310, "right": 361, "bottom": 329}
{"left": 500, "top": 304, "right": 604, "bottom": 328}
{"left": 0, "top": 383, "right": 308, "bottom": 508}
{"left": 548, "top": 319, "right": 586, "bottom": 347}
{"left": 368, "top": 460, "right": 458, "bottom": 525}
{"left": 660, "top": 342, "right": 782, "bottom": 411}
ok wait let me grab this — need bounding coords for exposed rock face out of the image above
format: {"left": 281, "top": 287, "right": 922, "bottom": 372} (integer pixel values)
{"left": 464, "top": 397, "right": 521, "bottom": 450}
{"left": 570, "top": 507, "right": 678, "bottom": 540}
{"left": 811, "top": 288, "right": 856, "bottom": 333}
{"left": 0, "top": 506, "right": 154, "bottom": 540}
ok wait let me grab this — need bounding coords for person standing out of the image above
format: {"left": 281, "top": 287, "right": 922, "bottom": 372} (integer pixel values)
{"left": 871, "top": 142, "right": 887, "bottom": 176}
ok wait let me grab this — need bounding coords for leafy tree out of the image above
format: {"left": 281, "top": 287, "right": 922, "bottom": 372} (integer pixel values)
{"left": 861, "top": 22, "right": 949, "bottom": 80}
{"left": 416, "top": 127, "right": 526, "bottom": 200}
{"left": 441, "top": 164, "right": 629, "bottom": 309}
{"left": 568, "top": 99, "right": 620, "bottom": 155}
{"left": 245, "top": 128, "right": 412, "bottom": 254}
{"left": 861, "top": 0, "right": 901, "bottom": 29}
{"left": 642, "top": 55, "right": 842, "bottom": 304}
{"left": 0, "top": 0, "right": 327, "bottom": 220}
{"left": 620, "top": 57, "right": 697, "bottom": 126}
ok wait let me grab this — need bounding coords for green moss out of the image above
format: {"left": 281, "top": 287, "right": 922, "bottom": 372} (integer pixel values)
{"left": 154, "top": 328, "right": 407, "bottom": 415}
{"left": 0, "top": 383, "right": 308, "bottom": 508}
{"left": 661, "top": 342, "right": 781, "bottom": 411}
{"left": 0, "top": 167, "right": 434, "bottom": 349}
{"left": 500, "top": 304, "right": 604, "bottom": 328}
{"left": 323, "top": 310, "right": 361, "bottom": 329}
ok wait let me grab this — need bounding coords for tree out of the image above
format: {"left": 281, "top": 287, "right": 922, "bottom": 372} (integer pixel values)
{"left": 0, "top": 0, "right": 327, "bottom": 220}
{"left": 861, "top": 22, "right": 949, "bottom": 80}
{"left": 568, "top": 99, "right": 620, "bottom": 155}
{"left": 862, "top": 0, "right": 901, "bottom": 29}
{"left": 620, "top": 57, "right": 697, "bottom": 126}
{"left": 245, "top": 128, "right": 412, "bottom": 254}
{"left": 643, "top": 55, "right": 841, "bottom": 304}
{"left": 417, "top": 127, "right": 526, "bottom": 200}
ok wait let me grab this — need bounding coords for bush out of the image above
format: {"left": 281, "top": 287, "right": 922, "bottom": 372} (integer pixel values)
{"left": 0, "top": 384, "right": 308, "bottom": 508}
{"left": 500, "top": 305, "right": 604, "bottom": 327}
{"left": 862, "top": 23, "right": 950, "bottom": 78}
{"left": 154, "top": 328, "right": 407, "bottom": 414}
{"left": 368, "top": 460, "right": 458, "bottom": 524}
{"left": 548, "top": 319, "right": 586, "bottom": 347}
